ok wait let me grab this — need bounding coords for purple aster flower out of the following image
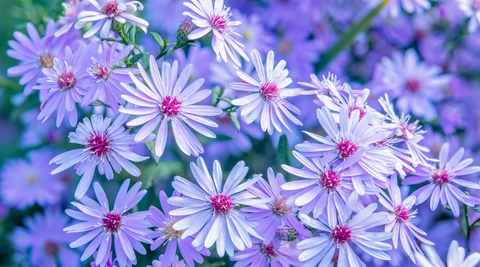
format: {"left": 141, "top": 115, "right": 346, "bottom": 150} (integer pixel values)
{"left": 119, "top": 56, "right": 222, "bottom": 157}
{"left": 458, "top": 0, "right": 480, "bottom": 32}
{"left": 183, "top": 0, "right": 249, "bottom": 66}
{"left": 298, "top": 73, "right": 344, "bottom": 97}
{"left": 375, "top": 49, "right": 451, "bottom": 121}
{"left": 34, "top": 44, "right": 96, "bottom": 127}
{"left": 11, "top": 209, "right": 80, "bottom": 267}
{"left": 168, "top": 157, "right": 266, "bottom": 257}
{"left": 64, "top": 179, "right": 152, "bottom": 267}
{"left": 83, "top": 41, "right": 137, "bottom": 112}
{"left": 368, "top": 0, "right": 431, "bottom": 17}
{"left": 415, "top": 240, "right": 480, "bottom": 267}
{"left": 56, "top": 0, "right": 87, "bottom": 37}
{"left": 230, "top": 49, "right": 303, "bottom": 135}
{"left": 75, "top": 0, "right": 148, "bottom": 38}
{"left": 233, "top": 11, "right": 275, "bottom": 57}
{"left": 146, "top": 190, "right": 210, "bottom": 267}
{"left": 149, "top": 255, "right": 186, "bottom": 267}
{"left": 230, "top": 238, "right": 301, "bottom": 267}
{"left": 0, "top": 149, "right": 66, "bottom": 209}
{"left": 404, "top": 143, "right": 480, "bottom": 217}
{"left": 378, "top": 174, "right": 433, "bottom": 263}
{"left": 50, "top": 113, "right": 150, "bottom": 199}
{"left": 243, "top": 168, "right": 312, "bottom": 244}
{"left": 7, "top": 20, "right": 77, "bottom": 96}
{"left": 297, "top": 193, "right": 393, "bottom": 266}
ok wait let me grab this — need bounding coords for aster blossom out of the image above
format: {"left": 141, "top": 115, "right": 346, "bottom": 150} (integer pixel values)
{"left": 75, "top": 0, "right": 148, "bottom": 38}
{"left": 119, "top": 56, "right": 222, "bottom": 158}
{"left": 415, "top": 240, "right": 480, "bottom": 267}
{"left": 183, "top": 0, "right": 249, "bottom": 66}
{"left": 404, "top": 143, "right": 480, "bottom": 217}
{"left": 50, "top": 113, "right": 151, "bottom": 199}
{"left": 167, "top": 157, "right": 266, "bottom": 257}
{"left": 149, "top": 255, "right": 186, "bottom": 267}
{"left": 56, "top": 0, "right": 86, "bottom": 37}
{"left": 368, "top": 0, "right": 431, "bottom": 17}
{"left": 230, "top": 238, "right": 301, "bottom": 267}
{"left": 230, "top": 49, "right": 303, "bottom": 135}
{"left": 457, "top": 0, "right": 480, "bottom": 33}
{"left": 64, "top": 179, "right": 152, "bottom": 267}
{"left": 146, "top": 190, "right": 210, "bottom": 267}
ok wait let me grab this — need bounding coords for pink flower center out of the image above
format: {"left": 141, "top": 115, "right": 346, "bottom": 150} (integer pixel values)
{"left": 394, "top": 205, "right": 410, "bottom": 223}
{"left": 432, "top": 169, "right": 450, "bottom": 186}
{"left": 319, "top": 170, "right": 341, "bottom": 192}
{"left": 374, "top": 139, "right": 388, "bottom": 147}
{"left": 103, "top": 213, "right": 122, "bottom": 233}
{"left": 261, "top": 82, "right": 280, "bottom": 101}
{"left": 91, "top": 64, "right": 111, "bottom": 81}
{"left": 331, "top": 224, "right": 352, "bottom": 244}
{"left": 161, "top": 220, "right": 184, "bottom": 240}
{"left": 336, "top": 140, "right": 359, "bottom": 160}
{"left": 348, "top": 106, "right": 366, "bottom": 120}
{"left": 209, "top": 15, "right": 228, "bottom": 34}
{"left": 44, "top": 241, "right": 60, "bottom": 256}
{"left": 261, "top": 242, "right": 279, "bottom": 259}
{"left": 401, "top": 124, "right": 416, "bottom": 138}
{"left": 101, "top": 1, "right": 121, "bottom": 18}
{"left": 210, "top": 194, "right": 233, "bottom": 215}
{"left": 160, "top": 96, "right": 182, "bottom": 117}
{"left": 57, "top": 71, "right": 77, "bottom": 91}
{"left": 38, "top": 53, "right": 54, "bottom": 68}
{"left": 272, "top": 197, "right": 292, "bottom": 217}
{"left": 87, "top": 133, "right": 111, "bottom": 157}
{"left": 406, "top": 79, "right": 421, "bottom": 93}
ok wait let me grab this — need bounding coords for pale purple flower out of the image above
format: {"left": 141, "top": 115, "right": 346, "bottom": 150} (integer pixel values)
{"left": 168, "top": 157, "right": 266, "bottom": 257}
{"left": 458, "top": 0, "right": 480, "bottom": 33}
{"left": 243, "top": 168, "right": 312, "bottom": 245}
{"left": 404, "top": 143, "right": 480, "bottom": 217}
{"left": 91, "top": 251, "right": 117, "bottom": 267}
{"left": 415, "top": 240, "right": 480, "bottom": 267}
{"left": 233, "top": 11, "right": 275, "bottom": 57}
{"left": 297, "top": 193, "right": 393, "bottom": 266}
{"left": 378, "top": 174, "right": 433, "bottom": 263}
{"left": 119, "top": 56, "right": 222, "bottom": 157}
{"left": 34, "top": 44, "right": 95, "bottom": 127}
{"left": 12, "top": 210, "right": 80, "bottom": 267}
{"left": 230, "top": 239, "right": 301, "bottom": 267}
{"left": 298, "top": 73, "right": 344, "bottom": 97}
{"left": 0, "top": 149, "right": 66, "bottom": 209}
{"left": 146, "top": 190, "right": 210, "bottom": 267}
{"left": 64, "top": 179, "right": 152, "bottom": 267}
{"left": 149, "top": 255, "right": 186, "bottom": 267}
{"left": 183, "top": 0, "right": 249, "bottom": 66}
{"left": 368, "top": 0, "right": 431, "bottom": 17}
{"left": 50, "top": 113, "right": 150, "bottom": 199}
{"left": 230, "top": 49, "right": 303, "bottom": 135}
{"left": 56, "top": 0, "right": 86, "bottom": 37}
{"left": 75, "top": 0, "right": 148, "bottom": 38}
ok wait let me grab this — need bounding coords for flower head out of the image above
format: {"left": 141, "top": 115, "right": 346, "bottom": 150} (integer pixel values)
{"left": 458, "top": 0, "right": 480, "bottom": 32}
{"left": 415, "top": 240, "right": 480, "bottom": 267}
{"left": 368, "top": 0, "right": 431, "bottom": 18}
{"left": 64, "top": 179, "right": 152, "bottom": 267}
{"left": 56, "top": 0, "right": 85, "bottom": 37}
{"left": 230, "top": 239, "right": 301, "bottom": 267}
{"left": 149, "top": 255, "right": 186, "bottom": 267}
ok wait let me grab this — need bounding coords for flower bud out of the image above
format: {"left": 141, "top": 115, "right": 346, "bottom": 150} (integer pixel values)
{"left": 177, "top": 19, "right": 193, "bottom": 40}
{"left": 275, "top": 226, "right": 298, "bottom": 241}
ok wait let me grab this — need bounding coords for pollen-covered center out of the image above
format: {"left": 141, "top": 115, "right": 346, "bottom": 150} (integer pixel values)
{"left": 261, "top": 242, "right": 279, "bottom": 259}
{"left": 161, "top": 220, "right": 184, "bottom": 240}
{"left": 210, "top": 194, "right": 233, "bottom": 215}
{"left": 101, "top": 1, "right": 122, "bottom": 18}
{"left": 336, "top": 140, "right": 359, "bottom": 160}
{"left": 38, "top": 53, "right": 54, "bottom": 68}
{"left": 87, "top": 133, "right": 111, "bottom": 157}
{"left": 261, "top": 82, "right": 281, "bottom": 101}
{"left": 319, "top": 170, "right": 341, "bottom": 192}
{"left": 209, "top": 15, "right": 228, "bottom": 34}
{"left": 57, "top": 71, "right": 77, "bottom": 91}
{"left": 160, "top": 96, "right": 182, "bottom": 117}
{"left": 405, "top": 79, "right": 421, "bottom": 93}
{"left": 331, "top": 224, "right": 352, "bottom": 244}
{"left": 394, "top": 205, "right": 410, "bottom": 223}
{"left": 91, "top": 63, "right": 111, "bottom": 81}
{"left": 432, "top": 169, "right": 450, "bottom": 186}
{"left": 272, "top": 197, "right": 292, "bottom": 217}
{"left": 44, "top": 241, "right": 60, "bottom": 256}
{"left": 103, "top": 213, "right": 122, "bottom": 233}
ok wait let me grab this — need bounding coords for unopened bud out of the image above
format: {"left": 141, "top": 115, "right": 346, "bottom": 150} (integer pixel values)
{"left": 275, "top": 226, "right": 298, "bottom": 241}
{"left": 177, "top": 19, "right": 193, "bottom": 40}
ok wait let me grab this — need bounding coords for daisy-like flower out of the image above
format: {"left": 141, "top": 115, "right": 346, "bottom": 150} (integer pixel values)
{"left": 64, "top": 179, "right": 152, "bottom": 267}
{"left": 83, "top": 41, "right": 137, "bottom": 112}
{"left": 34, "top": 44, "right": 95, "bottom": 127}
{"left": 50, "top": 113, "right": 151, "bottom": 199}
{"left": 298, "top": 72, "right": 343, "bottom": 97}
{"left": 297, "top": 105, "right": 396, "bottom": 181}
{"left": 230, "top": 49, "right": 303, "bottom": 135}
{"left": 149, "top": 255, "right": 186, "bottom": 267}
{"left": 230, "top": 239, "right": 301, "bottom": 267}
{"left": 376, "top": 49, "right": 450, "bottom": 121}
{"left": 183, "top": 0, "right": 249, "bottom": 66}
{"left": 146, "top": 190, "right": 210, "bottom": 267}
{"left": 55, "top": 0, "right": 85, "bottom": 37}
{"left": 378, "top": 174, "right": 433, "bottom": 263}
{"left": 404, "top": 143, "right": 480, "bottom": 217}
{"left": 7, "top": 20, "right": 76, "bottom": 96}
{"left": 368, "top": 0, "right": 431, "bottom": 18}
{"left": 297, "top": 193, "right": 393, "bottom": 267}
{"left": 119, "top": 56, "right": 222, "bottom": 158}
{"left": 415, "top": 240, "right": 480, "bottom": 267}
{"left": 243, "top": 168, "right": 311, "bottom": 245}
{"left": 167, "top": 157, "right": 266, "bottom": 257}
{"left": 11, "top": 210, "right": 80, "bottom": 267}
{"left": 75, "top": 0, "right": 148, "bottom": 38}
{"left": 458, "top": 0, "right": 480, "bottom": 33}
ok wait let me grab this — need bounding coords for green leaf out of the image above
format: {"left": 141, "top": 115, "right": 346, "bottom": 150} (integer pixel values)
{"left": 90, "top": 100, "right": 111, "bottom": 108}
{"left": 218, "top": 97, "right": 233, "bottom": 105}
{"left": 472, "top": 218, "right": 480, "bottom": 228}
{"left": 145, "top": 140, "right": 160, "bottom": 166}
{"left": 164, "top": 47, "right": 175, "bottom": 60}
{"left": 101, "top": 37, "right": 123, "bottom": 43}
{"left": 128, "top": 25, "right": 136, "bottom": 43}
{"left": 276, "top": 134, "right": 290, "bottom": 166}
{"left": 151, "top": 32, "right": 164, "bottom": 48}
{"left": 140, "top": 161, "right": 184, "bottom": 189}
{"left": 474, "top": 207, "right": 480, "bottom": 213}
{"left": 211, "top": 85, "right": 223, "bottom": 106}
{"left": 229, "top": 113, "right": 241, "bottom": 133}
{"left": 142, "top": 53, "right": 150, "bottom": 69}
{"left": 130, "top": 53, "right": 143, "bottom": 64}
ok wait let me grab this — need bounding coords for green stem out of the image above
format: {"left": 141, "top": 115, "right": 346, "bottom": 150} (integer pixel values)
{"left": 314, "top": 0, "right": 389, "bottom": 72}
